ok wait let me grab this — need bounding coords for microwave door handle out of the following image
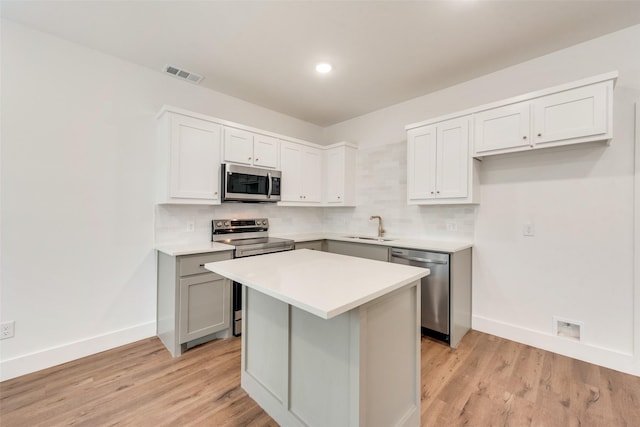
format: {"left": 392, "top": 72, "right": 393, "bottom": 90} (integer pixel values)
{"left": 267, "top": 172, "right": 272, "bottom": 199}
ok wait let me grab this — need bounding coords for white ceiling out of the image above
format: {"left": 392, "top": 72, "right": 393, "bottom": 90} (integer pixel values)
{"left": 3, "top": 1, "right": 640, "bottom": 126}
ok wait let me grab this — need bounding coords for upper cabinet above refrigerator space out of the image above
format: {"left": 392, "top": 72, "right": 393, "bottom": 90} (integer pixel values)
{"left": 473, "top": 72, "right": 616, "bottom": 158}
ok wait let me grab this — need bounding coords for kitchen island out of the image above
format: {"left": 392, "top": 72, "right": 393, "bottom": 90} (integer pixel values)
{"left": 205, "top": 249, "right": 429, "bottom": 427}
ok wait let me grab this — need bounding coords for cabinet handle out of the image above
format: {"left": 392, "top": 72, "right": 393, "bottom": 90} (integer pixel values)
{"left": 255, "top": 158, "right": 259, "bottom": 161}
{"left": 337, "top": 196, "right": 341, "bottom": 199}
{"left": 537, "top": 133, "right": 542, "bottom": 137}
{"left": 436, "top": 191, "right": 440, "bottom": 194}
{"left": 199, "top": 264, "right": 205, "bottom": 267}
{"left": 214, "top": 191, "right": 218, "bottom": 195}
{"left": 523, "top": 136, "right": 527, "bottom": 140}
{"left": 248, "top": 157, "right": 252, "bottom": 161}
{"left": 430, "top": 191, "right": 434, "bottom": 195}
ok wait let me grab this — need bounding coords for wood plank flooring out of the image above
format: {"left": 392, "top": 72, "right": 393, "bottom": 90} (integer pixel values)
{"left": 1, "top": 330, "right": 639, "bottom": 426}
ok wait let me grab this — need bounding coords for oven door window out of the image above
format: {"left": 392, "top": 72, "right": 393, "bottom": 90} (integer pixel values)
{"left": 227, "top": 172, "right": 268, "bottom": 195}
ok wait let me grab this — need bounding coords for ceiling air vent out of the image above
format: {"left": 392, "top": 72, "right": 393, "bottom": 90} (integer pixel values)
{"left": 163, "top": 64, "right": 204, "bottom": 84}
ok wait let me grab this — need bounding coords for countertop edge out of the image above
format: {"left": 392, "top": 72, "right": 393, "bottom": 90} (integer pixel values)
{"left": 276, "top": 233, "right": 473, "bottom": 253}
{"left": 205, "top": 251, "right": 430, "bottom": 320}
{"left": 155, "top": 233, "right": 473, "bottom": 256}
{"left": 155, "top": 242, "right": 235, "bottom": 256}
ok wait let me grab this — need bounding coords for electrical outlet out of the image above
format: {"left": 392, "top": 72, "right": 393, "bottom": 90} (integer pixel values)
{"left": 446, "top": 222, "right": 458, "bottom": 232}
{"left": 187, "top": 221, "right": 195, "bottom": 232}
{"left": 1, "top": 321, "right": 15, "bottom": 339}
{"left": 523, "top": 222, "right": 535, "bottom": 237}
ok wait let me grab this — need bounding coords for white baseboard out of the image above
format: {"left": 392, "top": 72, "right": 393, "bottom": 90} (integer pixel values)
{"left": 473, "top": 315, "right": 640, "bottom": 377}
{"left": 0, "top": 321, "right": 156, "bottom": 381}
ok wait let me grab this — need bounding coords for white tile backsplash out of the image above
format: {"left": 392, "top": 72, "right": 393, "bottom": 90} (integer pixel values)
{"left": 154, "top": 140, "right": 475, "bottom": 245}
{"left": 155, "top": 203, "right": 324, "bottom": 245}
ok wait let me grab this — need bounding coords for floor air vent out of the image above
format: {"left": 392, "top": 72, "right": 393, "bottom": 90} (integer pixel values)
{"left": 163, "top": 64, "right": 203, "bottom": 84}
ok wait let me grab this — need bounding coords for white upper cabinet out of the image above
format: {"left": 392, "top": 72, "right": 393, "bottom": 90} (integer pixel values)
{"left": 473, "top": 74, "right": 615, "bottom": 157}
{"left": 407, "top": 116, "right": 477, "bottom": 205}
{"left": 437, "top": 119, "right": 470, "bottom": 199}
{"left": 532, "top": 82, "right": 608, "bottom": 146}
{"left": 407, "top": 124, "right": 437, "bottom": 202}
{"left": 157, "top": 111, "right": 222, "bottom": 205}
{"left": 279, "top": 141, "right": 322, "bottom": 204}
{"left": 253, "top": 134, "right": 280, "bottom": 168}
{"left": 324, "top": 143, "right": 357, "bottom": 206}
{"left": 474, "top": 101, "right": 531, "bottom": 154}
{"left": 223, "top": 127, "right": 279, "bottom": 169}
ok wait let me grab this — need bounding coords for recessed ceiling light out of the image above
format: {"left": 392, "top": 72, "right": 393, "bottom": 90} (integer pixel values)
{"left": 315, "top": 62, "right": 332, "bottom": 74}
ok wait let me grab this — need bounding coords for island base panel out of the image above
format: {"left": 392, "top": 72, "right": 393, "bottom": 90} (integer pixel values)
{"left": 241, "top": 282, "right": 420, "bottom": 427}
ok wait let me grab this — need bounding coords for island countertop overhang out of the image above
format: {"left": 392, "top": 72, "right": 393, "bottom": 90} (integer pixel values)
{"left": 204, "top": 249, "right": 430, "bottom": 320}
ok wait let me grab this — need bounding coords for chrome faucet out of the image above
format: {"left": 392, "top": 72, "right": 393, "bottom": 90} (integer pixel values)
{"left": 370, "top": 215, "right": 385, "bottom": 238}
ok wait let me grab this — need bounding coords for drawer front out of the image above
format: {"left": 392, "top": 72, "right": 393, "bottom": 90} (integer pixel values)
{"left": 178, "top": 252, "right": 232, "bottom": 277}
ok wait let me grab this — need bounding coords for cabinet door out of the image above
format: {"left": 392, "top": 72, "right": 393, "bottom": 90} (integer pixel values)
{"left": 436, "top": 117, "right": 469, "bottom": 199}
{"left": 474, "top": 102, "right": 531, "bottom": 155}
{"left": 407, "top": 125, "right": 437, "bottom": 202}
{"left": 533, "top": 82, "right": 608, "bottom": 146}
{"left": 179, "top": 273, "right": 230, "bottom": 343}
{"left": 325, "top": 148, "right": 345, "bottom": 203}
{"left": 170, "top": 115, "right": 222, "bottom": 201}
{"left": 325, "top": 240, "right": 389, "bottom": 262}
{"left": 223, "top": 128, "right": 254, "bottom": 165}
{"left": 280, "top": 141, "right": 303, "bottom": 201}
{"left": 302, "top": 147, "right": 322, "bottom": 202}
{"left": 253, "top": 135, "right": 279, "bottom": 169}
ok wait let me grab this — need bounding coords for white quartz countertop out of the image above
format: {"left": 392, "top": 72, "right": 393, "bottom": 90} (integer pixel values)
{"left": 155, "top": 242, "right": 234, "bottom": 256}
{"left": 155, "top": 232, "right": 472, "bottom": 256}
{"left": 274, "top": 232, "right": 473, "bottom": 253}
{"left": 205, "top": 249, "right": 429, "bottom": 320}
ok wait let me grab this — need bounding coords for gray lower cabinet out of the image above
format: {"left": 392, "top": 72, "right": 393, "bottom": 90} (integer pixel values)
{"left": 157, "top": 250, "right": 233, "bottom": 356}
{"left": 294, "top": 240, "right": 325, "bottom": 251}
{"left": 325, "top": 240, "right": 390, "bottom": 262}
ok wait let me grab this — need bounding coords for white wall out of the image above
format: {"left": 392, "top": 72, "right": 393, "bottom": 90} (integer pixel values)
{"left": 323, "top": 24, "right": 640, "bottom": 375}
{"left": 0, "top": 20, "right": 324, "bottom": 381}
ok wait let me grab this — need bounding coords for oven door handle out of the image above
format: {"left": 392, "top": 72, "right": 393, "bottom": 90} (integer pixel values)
{"left": 267, "top": 172, "right": 272, "bottom": 199}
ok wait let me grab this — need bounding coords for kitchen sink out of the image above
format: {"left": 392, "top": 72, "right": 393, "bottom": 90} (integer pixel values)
{"left": 343, "top": 236, "right": 394, "bottom": 242}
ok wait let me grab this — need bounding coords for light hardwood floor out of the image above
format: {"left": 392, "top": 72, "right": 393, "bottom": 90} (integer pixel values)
{"left": 1, "top": 330, "right": 639, "bottom": 426}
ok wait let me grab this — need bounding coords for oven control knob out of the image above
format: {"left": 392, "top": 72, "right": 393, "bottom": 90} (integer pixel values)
{"left": 224, "top": 221, "right": 230, "bottom": 226}
{"left": 262, "top": 220, "right": 267, "bottom": 225}
{"left": 216, "top": 221, "right": 223, "bottom": 227}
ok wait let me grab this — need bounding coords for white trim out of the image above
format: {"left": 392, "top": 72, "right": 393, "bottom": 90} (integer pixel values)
{"left": 0, "top": 321, "right": 156, "bottom": 381}
{"left": 634, "top": 101, "right": 640, "bottom": 364}
{"left": 473, "top": 315, "right": 639, "bottom": 376}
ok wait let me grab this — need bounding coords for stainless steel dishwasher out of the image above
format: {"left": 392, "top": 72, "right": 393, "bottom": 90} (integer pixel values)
{"left": 390, "top": 248, "right": 450, "bottom": 343}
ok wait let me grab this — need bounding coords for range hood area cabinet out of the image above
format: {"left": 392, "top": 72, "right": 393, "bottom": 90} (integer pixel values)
{"left": 406, "top": 115, "right": 480, "bottom": 205}
{"left": 222, "top": 127, "right": 280, "bottom": 169}
{"left": 473, "top": 72, "right": 617, "bottom": 158}
{"left": 156, "top": 109, "right": 223, "bottom": 205}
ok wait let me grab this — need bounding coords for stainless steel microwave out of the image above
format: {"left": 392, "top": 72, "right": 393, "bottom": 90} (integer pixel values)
{"left": 221, "top": 163, "right": 282, "bottom": 202}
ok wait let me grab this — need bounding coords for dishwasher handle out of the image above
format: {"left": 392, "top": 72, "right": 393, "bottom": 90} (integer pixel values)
{"left": 390, "top": 252, "right": 448, "bottom": 265}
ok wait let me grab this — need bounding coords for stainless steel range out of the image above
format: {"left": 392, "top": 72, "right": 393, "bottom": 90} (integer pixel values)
{"left": 211, "top": 218, "right": 294, "bottom": 336}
